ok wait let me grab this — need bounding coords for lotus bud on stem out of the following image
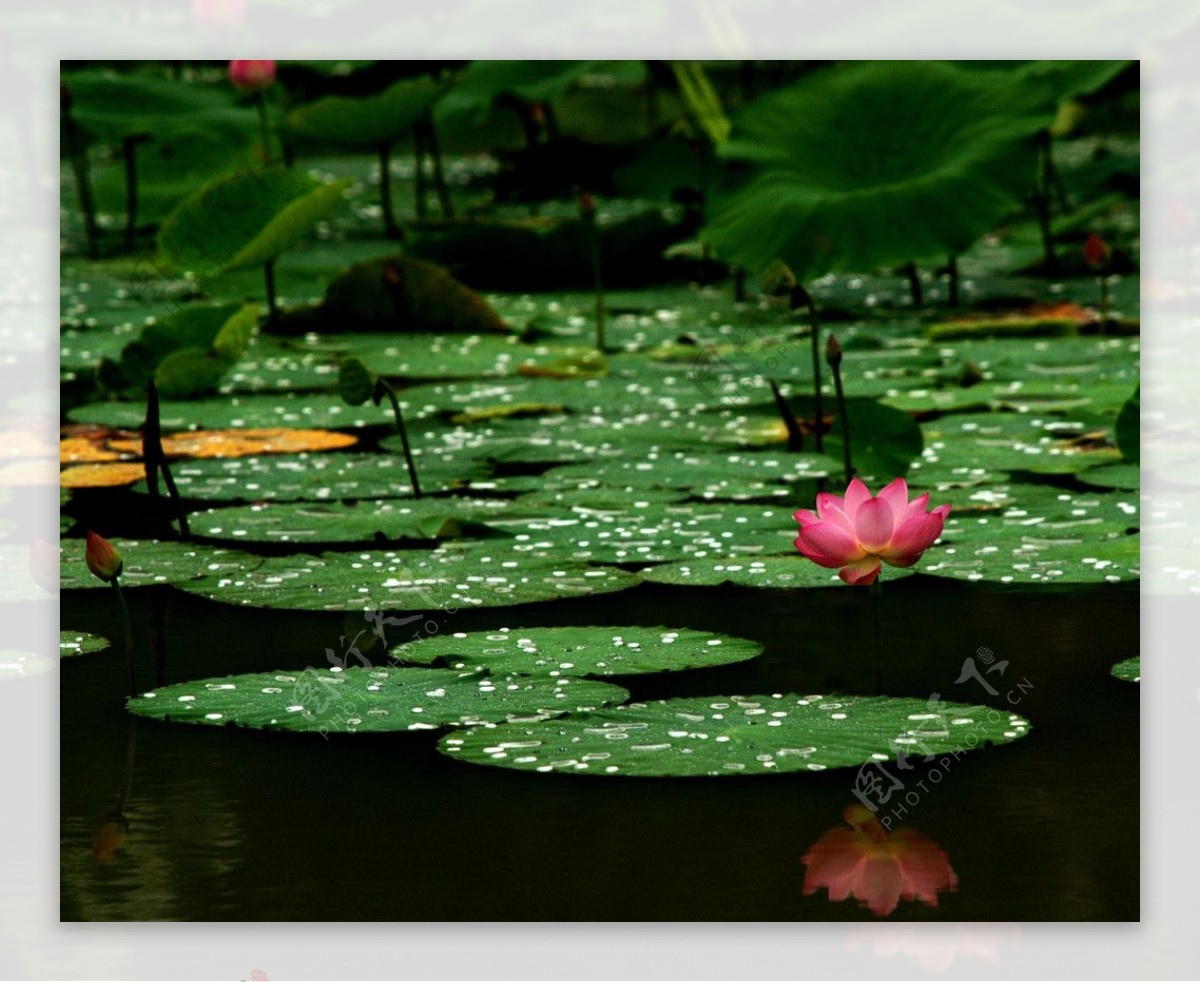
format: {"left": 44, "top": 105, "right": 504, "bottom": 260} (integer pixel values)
{"left": 229, "top": 61, "right": 277, "bottom": 164}
{"left": 825, "top": 333, "right": 853, "bottom": 481}
{"left": 579, "top": 191, "right": 606, "bottom": 353}
{"left": 1084, "top": 233, "right": 1112, "bottom": 324}
{"left": 86, "top": 532, "right": 136, "bottom": 697}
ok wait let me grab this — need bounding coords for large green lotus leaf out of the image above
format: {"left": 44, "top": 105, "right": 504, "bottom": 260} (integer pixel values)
{"left": 392, "top": 626, "right": 763, "bottom": 677}
{"left": 190, "top": 498, "right": 523, "bottom": 546}
{"left": 157, "top": 167, "right": 352, "bottom": 276}
{"left": 1110, "top": 657, "right": 1140, "bottom": 683}
{"left": 516, "top": 487, "right": 691, "bottom": 511}
{"left": 1075, "top": 462, "right": 1140, "bottom": 491}
{"left": 930, "top": 335, "right": 1140, "bottom": 386}
{"left": 59, "top": 538, "right": 264, "bottom": 591}
{"left": 538, "top": 451, "right": 834, "bottom": 497}
{"left": 99, "top": 302, "right": 246, "bottom": 392}
{"left": 921, "top": 486, "right": 1139, "bottom": 584}
{"left": 128, "top": 666, "right": 629, "bottom": 734}
{"left": 60, "top": 631, "right": 112, "bottom": 657}
{"left": 640, "top": 555, "right": 917, "bottom": 589}
{"left": 881, "top": 376, "right": 1137, "bottom": 417}
{"left": 170, "top": 547, "right": 641, "bottom": 612}
{"left": 921, "top": 412, "right": 1123, "bottom": 476}
{"left": 704, "top": 61, "right": 1057, "bottom": 278}
{"left": 127, "top": 453, "right": 491, "bottom": 504}
{"left": 479, "top": 502, "right": 798, "bottom": 564}
{"left": 68, "top": 391, "right": 412, "bottom": 430}
{"left": 63, "top": 71, "right": 256, "bottom": 147}
{"left": 439, "top": 693, "right": 1032, "bottom": 777}
{"left": 286, "top": 76, "right": 444, "bottom": 146}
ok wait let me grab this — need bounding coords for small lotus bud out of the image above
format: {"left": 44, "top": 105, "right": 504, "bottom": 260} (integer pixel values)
{"left": 529, "top": 102, "right": 547, "bottom": 127}
{"left": 1083, "top": 233, "right": 1111, "bottom": 270}
{"left": 228, "top": 60, "right": 276, "bottom": 93}
{"left": 85, "top": 531, "right": 123, "bottom": 583}
{"left": 578, "top": 191, "right": 596, "bottom": 218}
{"left": 825, "top": 334, "right": 843, "bottom": 368}
{"left": 337, "top": 358, "right": 377, "bottom": 408}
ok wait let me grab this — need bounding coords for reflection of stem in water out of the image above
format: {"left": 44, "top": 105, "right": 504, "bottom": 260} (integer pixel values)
{"left": 871, "top": 580, "right": 882, "bottom": 695}
{"left": 378, "top": 380, "right": 422, "bottom": 499}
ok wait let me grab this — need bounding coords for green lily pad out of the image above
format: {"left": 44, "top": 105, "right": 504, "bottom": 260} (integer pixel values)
{"left": 170, "top": 546, "right": 642, "bottom": 612}
{"left": 60, "top": 631, "right": 112, "bottom": 657}
{"left": 1110, "top": 657, "right": 1140, "bottom": 683}
{"left": 286, "top": 76, "right": 444, "bottom": 146}
{"left": 128, "top": 666, "right": 629, "bottom": 734}
{"left": 438, "top": 692, "right": 1032, "bottom": 777}
{"left": 190, "top": 498, "right": 522, "bottom": 546}
{"left": 921, "top": 412, "right": 1122, "bottom": 476}
{"left": 1076, "top": 462, "right": 1140, "bottom": 490}
{"left": 128, "top": 452, "right": 491, "bottom": 504}
{"left": 640, "top": 555, "right": 917, "bottom": 589}
{"left": 391, "top": 626, "right": 764, "bottom": 677}
{"left": 60, "top": 538, "right": 264, "bottom": 591}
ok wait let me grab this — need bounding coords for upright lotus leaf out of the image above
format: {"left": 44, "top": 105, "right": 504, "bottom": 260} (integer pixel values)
{"left": 439, "top": 693, "right": 1032, "bottom": 777}
{"left": 128, "top": 666, "right": 630, "bottom": 734}
{"left": 704, "top": 61, "right": 1071, "bottom": 280}
{"left": 61, "top": 71, "right": 256, "bottom": 149}
{"left": 286, "top": 76, "right": 446, "bottom": 146}
{"left": 157, "top": 167, "right": 352, "bottom": 277}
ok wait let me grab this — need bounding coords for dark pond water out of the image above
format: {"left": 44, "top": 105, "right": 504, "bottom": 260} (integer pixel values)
{"left": 59, "top": 576, "right": 1138, "bottom": 922}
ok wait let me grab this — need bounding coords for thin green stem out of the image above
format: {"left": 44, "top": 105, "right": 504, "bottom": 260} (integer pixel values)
{"left": 379, "top": 142, "right": 399, "bottom": 239}
{"left": 831, "top": 360, "right": 853, "bottom": 481}
{"left": 795, "top": 287, "right": 824, "bottom": 453}
{"left": 1035, "top": 130, "right": 1058, "bottom": 275}
{"left": 255, "top": 90, "right": 272, "bottom": 164}
{"left": 587, "top": 216, "right": 606, "bottom": 352}
{"left": 412, "top": 123, "right": 428, "bottom": 221}
{"left": 768, "top": 379, "right": 804, "bottom": 452}
{"left": 903, "top": 261, "right": 922, "bottom": 307}
{"left": 122, "top": 137, "right": 138, "bottom": 252}
{"left": 381, "top": 381, "right": 422, "bottom": 499}
{"left": 112, "top": 577, "right": 135, "bottom": 698}
{"left": 423, "top": 113, "right": 454, "bottom": 218}
{"left": 65, "top": 115, "right": 99, "bottom": 259}
{"left": 144, "top": 380, "right": 188, "bottom": 538}
{"left": 947, "top": 254, "right": 960, "bottom": 308}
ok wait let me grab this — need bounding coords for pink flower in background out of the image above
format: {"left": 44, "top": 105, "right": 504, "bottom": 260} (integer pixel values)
{"left": 802, "top": 804, "right": 959, "bottom": 917}
{"left": 228, "top": 60, "right": 276, "bottom": 92}
{"left": 793, "top": 477, "right": 950, "bottom": 586}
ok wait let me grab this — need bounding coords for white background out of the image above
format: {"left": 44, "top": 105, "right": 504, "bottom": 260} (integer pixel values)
{"left": 7, "top": 2, "right": 1192, "bottom": 978}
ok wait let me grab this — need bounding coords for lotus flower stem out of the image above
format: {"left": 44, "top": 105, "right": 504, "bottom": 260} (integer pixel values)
{"left": 902, "top": 262, "right": 922, "bottom": 307}
{"left": 379, "top": 380, "right": 423, "bottom": 499}
{"left": 1034, "top": 130, "right": 1059, "bottom": 275}
{"left": 263, "top": 259, "right": 278, "bottom": 324}
{"left": 62, "top": 95, "right": 100, "bottom": 259}
{"left": 421, "top": 112, "right": 454, "bottom": 218}
{"left": 580, "top": 193, "right": 606, "bottom": 352}
{"left": 254, "top": 90, "right": 273, "bottom": 164}
{"left": 768, "top": 379, "right": 805, "bottom": 451}
{"left": 143, "top": 381, "right": 189, "bottom": 538}
{"left": 113, "top": 578, "right": 136, "bottom": 697}
{"left": 379, "top": 142, "right": 400, "bottom": 239}
{"left": 791, "top": 285, "right": 824, "bottom": 453}
{"left": 825, "top": 335, "right": 853, "bottom": 480}
{"left": 122, "top": 136, "right": 139, "bottom": 252}
{"left": 412, "top": 123, "right": 428, "bottom": 220}
{"left": 946, "top": 255, "right": 960, "bottom": 307}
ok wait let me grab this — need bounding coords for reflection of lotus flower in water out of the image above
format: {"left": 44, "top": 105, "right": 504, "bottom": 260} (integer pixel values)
{"left": 802, "top": 804, "right": 958, "bottom": 916}
{"left": 793, "top": 477, "right": 951, "bottom": 586}
{"left": 92, "top": 812, "right": 129, "bottom": 863}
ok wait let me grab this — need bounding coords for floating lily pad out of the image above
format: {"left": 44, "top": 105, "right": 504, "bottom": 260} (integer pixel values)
{"left": 438, "top": 692, "right": 1032, "bottom": 777}
{"left": 1076, "top": 462, "right": 1140, "bottom": 491}
{"left": 391, "top": 626, "right": 764, "bottom": 677}
{"left": 108, "top": 428, "right": 358, "bottom": 459}
{"left": 127, "top": 452, "right": 490, "bottom": 504}
{"left": 921, "top": 412, "right": 1121, "bottom": 476}
{"left": 190, "top": 498, "right": 521, "bottom": 546}
{"left": 170, "top": 547, "right": 641, "bottom": 612}
{"left": 640, "top": 555, "right": 917, "bottom": 589}
{"left": 61, "top": 462, "right": 148, "bottom": 489}
{"left": 60, "top": 631, "right": 112, "bottom": 657}
{"left": 1110, "top": 657, "right": 1140, "bottom": 683}
{"left": 60, "top": 538, "right": 263, "bottom": 591}
{"left": 128, "top": 666, "right": 629, "bottom": 734}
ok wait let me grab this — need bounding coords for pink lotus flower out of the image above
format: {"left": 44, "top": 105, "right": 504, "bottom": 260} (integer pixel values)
{"left": 228, "top": 60, "right": 276, "bottom": 92}
{"left": 802, "top": 804, "right": 959, "bottom": 917}
{"left": 793, "top": 477, "right": 950, "bottom": 586}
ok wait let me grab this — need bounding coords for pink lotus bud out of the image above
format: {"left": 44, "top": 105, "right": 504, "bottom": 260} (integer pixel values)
{"left": 85, "top": 530, "right": 123, "bottom": 583}
{"left": 792, "top": 477, "right": 951, "bottom": 585}
{"left": 825, "top": 334, "right": 843, "bottom": 368}
{"left": 229, "top": 60, "right": 276, "bottom": 93}
{"left": 1083, "top": 233, "right": 1111, "bottom": 270}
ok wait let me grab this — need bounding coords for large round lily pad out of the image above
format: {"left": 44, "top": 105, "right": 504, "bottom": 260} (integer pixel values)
{"left": 438, "top": 692, "right": 1032, "bottom": 777}
{"left": 640, "top": 556, "right": 917, "bottom": 589}
{"left": 190, "top": 498, "right": 522, "bottom": 546}
{"left": 391, "top": 626, "right": 764, "bottom": 677}
{"left": 60, "top": 538, "right": 263, "bottom": 591}
{"left": 128, "top": 666, "right": 629, "bottom": 734}
{"left": 170, "top": 546, "right": 641, "bottom": 612}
